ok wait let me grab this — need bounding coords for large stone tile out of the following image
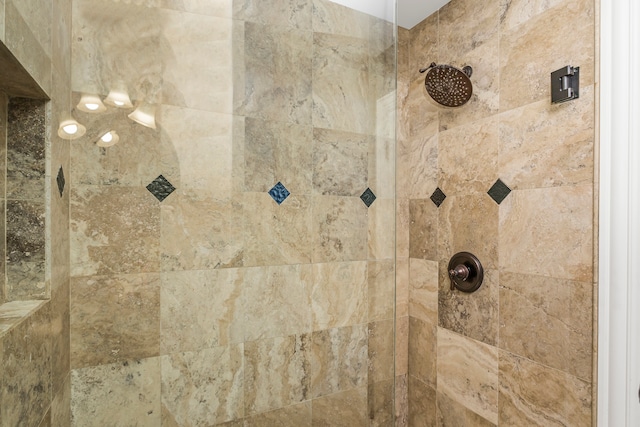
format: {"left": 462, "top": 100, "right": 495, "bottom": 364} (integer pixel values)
{"left": 311, "top": 195, "right": 367, "bottom": 263}
{"left": 499, "top": 185, "right": 593, "bottom": 282}
{"left": 1, "top": 303, "right": 51, "bottom": 427}
{"left": 312, "top": 261, "right": 367, "bottom": 330}
{"left": 408, "top": 198, "right": 438, "bottom": 260}
{"left": 368, "top": 197, "right": 395, "bottom": 260}
{"left": 436, "top": 392, "right": 496, "bottom": 427}
{"left": 8, "top": 0, "right": 52, "bottom": 56}
{"left": 437, "top": 328, "right": 498, "bottom": 424}
{"left": 311, "top": 0, "right": 369, "bottom": 38}
{"left": 397, "top": 133, "right": 438, "bottom": 200}
{"left": 244, "top": 117, "right": 312, "bottom": 194}
{"left": 244, "top": 334, "right": 311, "bottom": 416}
{"left": 243, "top": 193, "right": 312, "bottom": 267}
{"left": 160, "top": 268, "right": 243, "bottom": 355}
{"left": 160, "top": 192, "right": 243, "bottom": 271}
{"left": 161, "top": 345, "right": 244, "bottom": 426}
{"left": 438, "top": 0, "right": 500, "bottom": 58}
{"left": 438, "top": 116, "right": 499, "bottom": 196}
{"left": 243, "top": 265, "right": 312, "bottom": 341}
{"left": 499, "top": 272, "right": 592, "bottom": 380}
{"left": 242, "top": 22, "right": 312, "bottom": 125}
{"left": 396, "top": 199, "right": 410, "bottom": 260}
{"left": 310, "top": 324, "right": 368, "bottom": 398}
{"left": 368, "top": 379, "right": 394, "bottom": 427}
{"left": 234, "top": 0, "right": 311, "bottom": 29}
{"left": 70, "top": 273, "right": 160, "bottom": 369}
{"left": 70, "top": 185, "right": 161, "bottom": 276}
{"left": 71, "top": 358, "right": 161, "bottom": 426}
{"left": 395, "top": 257, "right": 409, "bottom": 319}
{"left": 312, "top": 127, "right": 370, "bottom": 196}
{"left": 498, "top": 350, "right": 591, "bottom": 426}
{"left": 408, "top": 13, "right": 438, "bottom": 77}
{"left": 244, "top": 401, "right": 311, "bottom": 427}
{"left": 499, "top": 0, "right": 595, "bottom": 111}
{"left": 368, "top": 260, "right": 395, "bottom": 322}
{"left": 409, "top": 258, "right": 438, "bottom": 324}
{"left": 50, "top": 279, "right": 70, "bottom": 395}
{"left": 395, "top": 374, "right": 408, "bottom": 427}
{"left": 408, "top": 316, "right": 436, "bottom": 388}
{"left": 51, "top": 374, "right": 71, "bottom": 427}
{"left": 408, "top": 376, "right": 436, "bottom": 427}
{"left": 395, "top": 316, "right": 409, "bottom": 376}
{"left": 499, "top": 85, "right": 595, "bottom": 189}
{"left": 311, "top": 386, "right": 368, "bottom": 427}
{"left": 160, "top": 10, "right": 234, "bottom": 113}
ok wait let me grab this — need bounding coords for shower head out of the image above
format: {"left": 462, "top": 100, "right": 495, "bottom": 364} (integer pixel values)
{"left": 420, "top": 62, "right": 473, "bottom": 107}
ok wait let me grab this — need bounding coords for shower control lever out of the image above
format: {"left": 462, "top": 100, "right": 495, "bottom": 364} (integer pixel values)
{"left": 447, "top": 252, "right": 484, "bottom": 293}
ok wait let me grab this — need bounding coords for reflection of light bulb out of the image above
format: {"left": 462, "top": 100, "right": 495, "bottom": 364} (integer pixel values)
{"left": 77, "top": 93, "right": 107, "bottom": 113}
{"left": 58, "top": 118, "right": 86, "bottom": 140}
{"left": 128, "top": 102, "right": 156, "bottom": 129}
{"left": 114, "top": 100, "right": 125, "bottom": 106}
{"left": 96, "top": 130, "right": 120, "bottom": 147}
{"left": 104, "top": 85, "right": 133, "bottom": 108}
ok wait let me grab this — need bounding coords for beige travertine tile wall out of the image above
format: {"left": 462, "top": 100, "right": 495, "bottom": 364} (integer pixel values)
{"left": 0, "top": 0, "right": 72, "bottom": 425}
{"left": 69, "top": 0, "right": 396, "bottom": 425}
{"left": 397, "top": 0, "right": 596, "bottom": 425}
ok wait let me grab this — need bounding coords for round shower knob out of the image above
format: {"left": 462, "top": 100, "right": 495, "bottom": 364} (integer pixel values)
{"left": 447, "top": 252, "right": 484, "bottom": 293}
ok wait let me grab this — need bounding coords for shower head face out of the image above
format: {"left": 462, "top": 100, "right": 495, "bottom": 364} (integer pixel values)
{"left": 423, "top": 64, "right": 473, "bottom": 107}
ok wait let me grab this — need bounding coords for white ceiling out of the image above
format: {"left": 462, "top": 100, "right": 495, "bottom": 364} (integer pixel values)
{"left": 329, "top": 0, "right": 450, "bottom": 29}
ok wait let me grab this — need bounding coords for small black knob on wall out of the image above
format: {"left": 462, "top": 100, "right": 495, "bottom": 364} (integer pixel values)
{"left": 447, "top": 252, "right": 484, "bottom": 293}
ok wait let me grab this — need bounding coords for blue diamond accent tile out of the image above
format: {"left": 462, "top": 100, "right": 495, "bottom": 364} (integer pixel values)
{"left": 269, "top": 182, "right": 290, "bottom": 205}
{"left": 147, "top": 175, "right": 176, "bottom": 202}
{"left": 488, "top": 179, "right": 512, "bottom": 204}
{"left": 360, "top": 188, "right": 376, "bottom": 207}
{"left": 430, "top": 187, "right": 446, "bottom": 207}
{"left": 56, "top": 166, "right": 65, "bottom": 197}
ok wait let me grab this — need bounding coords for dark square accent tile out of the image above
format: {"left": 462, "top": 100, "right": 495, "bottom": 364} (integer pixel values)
{"left": 56, "top": 166, "right": 65, "bottom": 197}
{"left": 269, "top": 181, "right": 290, "bottom": 205}
{"left": 360, "top": 187, "right": 376, "bottom": 207}
{"left": 488, "top": 179, "right": 511, "bottom": 204}
{"left": 430, "top": 187, "right": 446, "bottom": 207}
{"left": 146, "top": 175, "right": 176, "bottom": 202}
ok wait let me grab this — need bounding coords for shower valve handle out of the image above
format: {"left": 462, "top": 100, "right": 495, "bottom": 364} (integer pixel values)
{"left": 448, "top": 264, "right": 470, "bottom": 282}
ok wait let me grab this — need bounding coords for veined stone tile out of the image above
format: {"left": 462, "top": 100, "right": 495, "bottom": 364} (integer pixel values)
{"left": 159, "top": 105, "right": 235, "bottom": 196}
{"left": 368, "top": 198, "right": 395, "bottom": 260}
{"left": 312, "top": 0, "right": 369, "bottom": 38}
{"left": 368, "top": 379, "right": 394, "bottom": 427}
{"left": 409, "top": 258, "right": 438, "bottom": 324}
{"left": 51, "top": 374, "right": 71, "bottom": 427}
{"left": 243, "top": 193, "right": 312, "bottom": 266}
{"left": 311, "top": 386, "right": 368, "bottom": 427}
{"left": 499, "top": 185, "right": 593, "bottom": 282}
{"left": 408, "top": 13, "right": 438, "bottom": 78}
{"left": 312, "top": 195, "right": 367, "bottom": 263}
{"left": 1, "top": 303, "right": 51, "bottom": 427}
{"left": 70, "top": 273, "right": 160, "bottom": 369}
{"left": 310, "top": 324, "right": 368, "bottom": 398}
{"left": 160, "top": 0, "right": 233, "bottom": 18}
{"left": 397, "top": 129, "right": 438, "bottom": 200}
{"left": 396, "top": 257, "right": 409, "bottom": 318}
{"left": 6, "top": 199, "right": 46, "bottom": 300}
{"left": 499, "top": 85, "right": 595, "bottom": 189}
{"left": 312, "top": 127, "right": 370, "bottom": 196}
{"left": 368, "top": 320, "right": 394, "bottom": 383}
{"left": 71, "top": 358, "right": 161, "bottom": 426}
{"left": 438, "top": 0, "right": 501, "bottom": 57}
{"left": 160, "top": 268, "right": 243, "bottom": 355}
{"left": 408, "top": 376, "right": 436, "bottom": 427}
{"left": 396, "top": 199, "right": 410, "bottom": 259}
{"left": 50, "top": 280, "right": 70, "bottom": 394}
{"left": 395, "top": 315, "right": 409, "bottom": 376}
{"left": 367, "top": 260, "right": 395, "bottom": 322}
{"left": 499, "top": 272, "right": 592, "bottom": 380}
{"left": 313, "top": 32, "right": 369, "bottom": 71}
{"left": 244, "top": 334, "right": 311, "bottom": 415}
{"left": 408, "top": 198, "right": 438, "bottom": 260}
{"left": 234, "top": 0, "right": 311, "bottom": 29}
{"left": 498, "top": 350, "right": 591, "bottom": 426}
{"left": 397, "top": 27, "right": 410, "bottom": 80}
{"left": 499, "top": 0, "right": 595, "bottom": 111}
{"left": 438, "top": 267, "right": 499, "bottom": 346}
{"left": 368, "top": 132, "right": 395, "bottom": 199}
{"left": 243, "top": 264, "right": 312, "bottom": 341}
{"left": 242, "top": 22, "right": 312, "bottom": 125}
{"left": 70, "top": 185, "right": 161, "bottom": 276}
{"left": 404, "top": 76, "right": 439, "bottom": 140}
{"left": 160, "top": 10, "right": 234, "bottom": 113}
{"left": 244, "top": 117, "right": 312, "bottom": 193}
{"left": 438, "top": 193, "right": 499, "bottom": 269}
{"left": 439, "top": 115, "right": 499, "bottom": 196}
{"left": 437, "top": 327, "right": 499, "bottom": 424}
{"left": 244, "top": 401, "right": 311, "bottom": 427}
{"left": 160, "top": 191, "right": 243, "bottom": 271}
{"left": 161, "top": 345, "right": 244, "bottom": 426}
{"left": 436, "top": 392, "right": 497, "bottom": 427}
{"left": 8, "top": 0, "right": 52, "bottom": 57}
{"left": 312, "top": 261, "right": 367, "bottom": 330}
{"left": 408, "top": 316, "right": 436, "bottom": 388}
{"left": 395, "top": 374, "right": 408, "bottom": 427}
